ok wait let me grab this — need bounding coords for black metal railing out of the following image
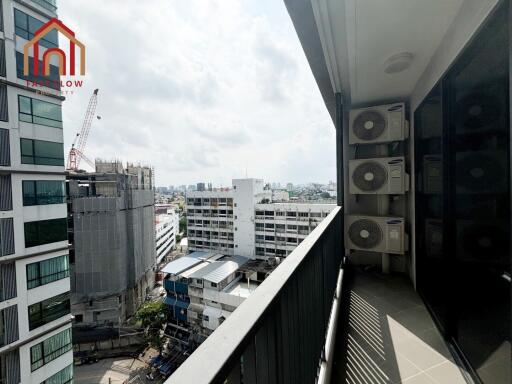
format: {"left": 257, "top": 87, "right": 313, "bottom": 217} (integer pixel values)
{"left": 167, "top": 206, "right": 343, "bottom": 384}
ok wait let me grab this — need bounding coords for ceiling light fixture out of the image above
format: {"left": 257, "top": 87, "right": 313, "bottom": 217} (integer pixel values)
{"left": 384, "top": 52, "right": 414, "bottom": 74}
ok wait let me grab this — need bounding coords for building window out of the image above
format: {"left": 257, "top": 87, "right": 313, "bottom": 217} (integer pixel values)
{"left": 22, "top": 180, "right": 65, "bottom": 206}
{"left": 211, "top": 282, "right": 217, "bottom": 288}
{"left": 24, "top": 218, "right": 67, "bottom": 248}
{"left": 0, "top": 84, "right": 7, "bottom": 122}
{"left": 0, "top": 218, "right": 14, "bottom": 256}
{"left": 30, "top": 328, "right": 72, "bottom": 371}
{"left": 20, "top": 138, "right": 64, "bottom": 166}
{"left": 15, "top": 52, "right": 60, "bottom": 90}
{"left": 14, "top": 9, "right": 58, "bottom": 48}
{"left": 0, "top": 40, "right": 5, "bottom": 78}
{"left": 42, "top": 364, "right": 73, "bottom": 384}
{"left": 26, "top": 255, "right": 69, "bottom": 289}
{"left": 31, "top": 0, "right": 57, "bottom": 12}
{"left": 28, "top": 292, "right": 70, "bottom": 330}
{"left": 18, "top": 96, "right": 62, "bottom": 128}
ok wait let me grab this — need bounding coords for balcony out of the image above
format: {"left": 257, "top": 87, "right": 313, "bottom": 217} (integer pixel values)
{"left": 167, "top": 207, "right": 467, "bottom": 384}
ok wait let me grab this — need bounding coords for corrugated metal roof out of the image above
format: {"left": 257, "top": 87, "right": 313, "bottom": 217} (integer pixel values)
{"left": 161, "top": 251, "right": 218, "bottom": 275}
{"left": 202, "top": 261, "right": 240, "bottom": 284}
{"left": 187, "top": 255, "right": 249, "bottom": 283}
{"left": 180, "top": 262, "right": 210, "bottom": 278}
{"left": 188, "top": 262, "right": 224, "bottom": 280}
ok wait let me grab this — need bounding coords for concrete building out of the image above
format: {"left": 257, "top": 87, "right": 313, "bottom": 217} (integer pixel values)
{"left": 162, "top": 252, "right": 264, "bottom": 341}
{"left": 155, "top": 209, "right": 179, "bottom": 264}
{"left": 0, "top": 1, "right": 74, "bottom": 383}
{"left": 67, "top": 161, "right": 156, "bottom": 326}
{"left": 186, "top": 178, "right": 334, "bottom": 259}
{"left": 254, "top": 202, "right": 333, "bottom": 258}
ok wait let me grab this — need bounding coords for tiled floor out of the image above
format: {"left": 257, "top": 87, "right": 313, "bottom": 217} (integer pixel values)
{"left": 331, "top": 268, "right": 468, "bottom": 384}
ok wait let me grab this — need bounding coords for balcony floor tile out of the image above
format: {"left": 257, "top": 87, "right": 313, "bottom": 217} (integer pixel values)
{"left": 331, "top": 267, "right": 467, "bottom": 384}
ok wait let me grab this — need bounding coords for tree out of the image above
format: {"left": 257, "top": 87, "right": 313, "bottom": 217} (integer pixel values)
{"left": 320, "top": 192, "right": 331, "bottom": 199}
{"left": 179, "top": 217, "right": 187, "bottom": 235}
{"left": 135, "top": 301, "right": 167, "bottom": 352}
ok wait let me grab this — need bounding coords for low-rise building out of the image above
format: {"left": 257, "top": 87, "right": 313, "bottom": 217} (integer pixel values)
{"left": 161, "top": 252, "right": 265, "bottom": 342}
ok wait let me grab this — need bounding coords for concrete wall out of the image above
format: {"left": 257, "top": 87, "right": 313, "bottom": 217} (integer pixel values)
{"left": 233, "top": 179, "right": 264, "bottom": 258}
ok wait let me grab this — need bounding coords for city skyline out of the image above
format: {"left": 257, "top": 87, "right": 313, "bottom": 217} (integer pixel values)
{"left": 58, "top": 0, "right": 336, "bottom": 186}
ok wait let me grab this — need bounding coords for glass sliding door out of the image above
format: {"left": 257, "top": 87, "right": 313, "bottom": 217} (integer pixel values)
{"left": 415, "top": 1, "right": 510, "bottom": 383}
{"left": 447, "top": 3, "right": 510, "bottom": 382}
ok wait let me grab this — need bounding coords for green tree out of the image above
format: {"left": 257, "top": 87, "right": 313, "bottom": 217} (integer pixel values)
{"left": 135, "top": 301, "right": 167, "bottom": 352}
{"left": 179, "top": 217, "right": 187, "bottom": 235}
{"left": 320, "top": 192, "right": 331, "bottom": 199}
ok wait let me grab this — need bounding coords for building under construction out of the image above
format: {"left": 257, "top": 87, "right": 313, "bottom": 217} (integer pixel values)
{"left": 67, "top": 160, "right": 156, "bottom": 326}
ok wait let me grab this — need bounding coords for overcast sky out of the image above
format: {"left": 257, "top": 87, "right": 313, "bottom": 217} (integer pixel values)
{"left": 58, "top": 0, "right": 335, "bottom": 187}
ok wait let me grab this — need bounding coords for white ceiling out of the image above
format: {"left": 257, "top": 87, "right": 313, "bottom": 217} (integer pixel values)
{"left": 320, "top": 0, "right": 465, "bottom": 105}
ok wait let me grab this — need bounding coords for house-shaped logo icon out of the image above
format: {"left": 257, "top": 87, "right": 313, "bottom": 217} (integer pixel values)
{"left": 23, "top": 18, "right": 85, "bottom": 77}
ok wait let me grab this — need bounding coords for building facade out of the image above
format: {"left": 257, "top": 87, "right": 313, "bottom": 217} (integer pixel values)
{"left": 162, "top": 252, "right": 261, "bottom": 342}
{"left": 67, "top": 161, "right": 156, "bottom": 326}
{"left": 254, "top": 203, "right": 333, "bottom": 258}
{"left": 186, "top": 178, "right": 334, "bottom": 259}
{"left": 155, "top": 209, "right": 179, "bottom": 264}
{"left": 0, "top": 1, "right": 73, "bottom": 383}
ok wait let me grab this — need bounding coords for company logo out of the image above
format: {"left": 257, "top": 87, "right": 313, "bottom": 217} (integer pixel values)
{"left": 23, "top": 18, "right": 85, "bottom": 78}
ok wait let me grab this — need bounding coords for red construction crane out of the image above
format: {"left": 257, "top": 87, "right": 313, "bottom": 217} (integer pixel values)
{"left": 66, "top": 88, "right": 99, "bottom": 171}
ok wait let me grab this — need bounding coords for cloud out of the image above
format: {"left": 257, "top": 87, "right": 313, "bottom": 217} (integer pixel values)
{"left": 59, "top": 0, "right": 335, "bottom": 186}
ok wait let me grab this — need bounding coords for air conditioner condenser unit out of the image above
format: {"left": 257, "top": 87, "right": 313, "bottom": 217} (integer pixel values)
{"left": 349, "top": 156, "right": 409, "bottom": 194}
{"left": 349, "top": 103, "right": 408, "bottom": 145}
{"left": 345, "top": 215, "right": 407, "bottom": 254}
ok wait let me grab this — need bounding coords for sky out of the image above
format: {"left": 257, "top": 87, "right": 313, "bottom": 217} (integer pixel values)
{"left": 58, "top": 0, "right": 336, "bottom": 188}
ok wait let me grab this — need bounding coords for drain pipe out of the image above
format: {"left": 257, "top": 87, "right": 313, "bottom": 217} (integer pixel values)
{"left": 317, "top": 266, "right": 344, "bottom": 384}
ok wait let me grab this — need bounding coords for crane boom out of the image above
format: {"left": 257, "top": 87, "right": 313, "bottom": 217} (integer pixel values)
{"left": 66, "top": 89, "right": 99, "bottom": 171}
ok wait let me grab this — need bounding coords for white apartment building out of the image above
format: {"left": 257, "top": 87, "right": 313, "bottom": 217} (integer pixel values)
{"left": 186, "top": 179, "right": 334, "bottom": 259}
{"left": 254, "top": 203, "right": 334, "bottom": 258}
{"left": 156, "top": 209, "right": 179, "bottom": 264}
{"left": 0, "top": 1, "right": 73, "bottom": 383}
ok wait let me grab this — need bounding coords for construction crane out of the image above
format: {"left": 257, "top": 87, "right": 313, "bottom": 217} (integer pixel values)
{"left": 66, "top": 89, "right": 99, "bottom": 171}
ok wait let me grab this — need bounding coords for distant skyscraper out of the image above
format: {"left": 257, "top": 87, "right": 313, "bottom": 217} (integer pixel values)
{"left": 197, "top": 182, "right": 206, "bottom": 191}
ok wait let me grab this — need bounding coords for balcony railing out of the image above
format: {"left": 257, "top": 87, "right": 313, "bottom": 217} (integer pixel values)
{"left": 167, "top": 206, "right": 343, "bottom": 384}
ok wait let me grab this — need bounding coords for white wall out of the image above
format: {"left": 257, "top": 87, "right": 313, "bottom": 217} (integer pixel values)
{"left": 233, "top": 179, "right": 264, "bottom": 258}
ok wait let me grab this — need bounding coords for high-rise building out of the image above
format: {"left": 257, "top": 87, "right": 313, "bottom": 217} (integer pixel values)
{"left": 0, "top": 1, "right": 74, "bottom": 383}
{"left": 186, "top": 179, "right": 334, "bottom": 258}
{"left": 196, "top": 182, "right": 205, "bottom": 192}
{"left": 67, "top": 161, "right": 156, "bottom": 326}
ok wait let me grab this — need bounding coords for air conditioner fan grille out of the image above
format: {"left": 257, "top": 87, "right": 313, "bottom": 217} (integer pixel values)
{"left": 353, "top": 111, "right": 386, "bottom": 141}
{"left": 352, "top": 161, "right": 387, "bottom": 191}
{"left": 348, "top": 219, "right": 383, "bottom": 249}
